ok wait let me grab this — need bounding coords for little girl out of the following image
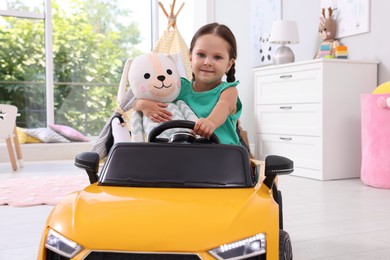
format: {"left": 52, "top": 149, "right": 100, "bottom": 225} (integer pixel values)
{"left": 134, "top": 23, "right": 242, "bottom": 145}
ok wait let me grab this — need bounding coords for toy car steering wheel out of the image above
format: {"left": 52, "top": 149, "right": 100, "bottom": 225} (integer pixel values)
{"left": 148, "top": 120, "right": 220, "bottom": 144}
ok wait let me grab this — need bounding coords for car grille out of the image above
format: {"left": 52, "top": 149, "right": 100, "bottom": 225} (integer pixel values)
{"left": 45, "top": 249, "right": 265, "bottom": 260}
{"left": 85, "top": 252, "right": 201, "bottom": 259}
{"left": 46, "top": 249, "right": 201, "bottom": 260}
{"left": 45, "top": 249, "right": 69, "bottom": 260}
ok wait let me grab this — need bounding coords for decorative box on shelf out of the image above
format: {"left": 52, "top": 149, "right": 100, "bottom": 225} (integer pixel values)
{"left": 253, "top": 59, "right": 379, "bottom": 180}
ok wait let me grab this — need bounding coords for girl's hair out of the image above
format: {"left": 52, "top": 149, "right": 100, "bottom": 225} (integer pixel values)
{"left": 190, "top": 23, "right": 237, "bottom": 82}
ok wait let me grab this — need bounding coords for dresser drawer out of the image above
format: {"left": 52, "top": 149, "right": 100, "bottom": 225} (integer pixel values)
{"left": 255, "top": 69, "right": 321, "bottom": 104}
{"left": 256, "top": 134, "right": 321, "bottom": 170}
{"left": 256, "top": 103, "right": 322, "bottom": 136}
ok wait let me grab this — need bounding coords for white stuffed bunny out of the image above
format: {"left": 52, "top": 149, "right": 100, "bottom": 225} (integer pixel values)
{"left": 113, "top": 53, "right": 197, "bottom": 143}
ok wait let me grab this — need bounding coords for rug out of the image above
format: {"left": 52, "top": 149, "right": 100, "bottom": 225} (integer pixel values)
{"left": 0, "top": 175, "right": 89, "bottom": 207}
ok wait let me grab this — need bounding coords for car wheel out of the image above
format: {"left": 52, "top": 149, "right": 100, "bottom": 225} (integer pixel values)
{"left": 279, "top": 230, "right": 293, "bottom": 260}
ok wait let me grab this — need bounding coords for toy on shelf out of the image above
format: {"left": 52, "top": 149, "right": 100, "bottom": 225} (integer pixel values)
{"left": 315, "top": 7, "right": 341, "bottom": 59}
{"left": 335, "top": 45, "right": 348, "bottom": 59}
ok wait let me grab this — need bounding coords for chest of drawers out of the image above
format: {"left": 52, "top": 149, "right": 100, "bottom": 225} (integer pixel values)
{"left": 254, "top": 59, "right": 378, "bottom": 180}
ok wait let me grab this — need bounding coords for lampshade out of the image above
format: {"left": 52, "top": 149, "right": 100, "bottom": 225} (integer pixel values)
{"left": 269, "top": 20, "right": 299, "bottom": 44}
{"left": 269, "top": 20, "right": 299, "bottom": 65}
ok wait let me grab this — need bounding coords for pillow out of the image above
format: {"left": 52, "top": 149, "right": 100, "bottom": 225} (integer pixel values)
{"left": 49, "top": 124, "right": 89, "bottom": 142}
{"left": 24, "top": 127, "right": 71, "bottom": 143}
{"left": 16, "top": 127, "right": 42, "bottom": 144}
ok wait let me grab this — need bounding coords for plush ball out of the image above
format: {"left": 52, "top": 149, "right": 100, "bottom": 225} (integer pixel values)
{"left": 372, "top": 81, "right": 390, "bottom": 94}
{"left": 129, "top": 53, "right": 181, "bottom": 103}
{"left": 376, "top": 96, "right": 390, "bottom": 108}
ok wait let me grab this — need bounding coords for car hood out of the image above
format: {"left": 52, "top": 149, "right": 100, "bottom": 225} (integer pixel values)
{"left": 47, "top": 183, "right": 277, "bottom": 252}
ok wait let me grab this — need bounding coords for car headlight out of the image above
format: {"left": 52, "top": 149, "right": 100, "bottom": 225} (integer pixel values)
{"left": 208, "top": 233, "right": 266, "bottom": 260}
{"left": 45, "top": 229, "right": 83, "bottom": 258}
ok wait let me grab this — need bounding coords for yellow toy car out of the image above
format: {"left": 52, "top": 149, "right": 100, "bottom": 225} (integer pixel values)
{"left": 37, "top": 120, "right": 293, "bottom": 260}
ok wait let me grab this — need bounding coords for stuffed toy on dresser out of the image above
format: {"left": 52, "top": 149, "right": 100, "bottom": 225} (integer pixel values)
{"left": 315, "top": 7, "right": 340, "bottom": 59}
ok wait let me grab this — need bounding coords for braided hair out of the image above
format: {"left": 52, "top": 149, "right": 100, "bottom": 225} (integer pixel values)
{"left": 190, "top": 23, "right": 237, "bottom": 82}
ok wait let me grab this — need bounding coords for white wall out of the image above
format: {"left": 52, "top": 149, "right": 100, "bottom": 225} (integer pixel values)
{"left": 192, "top": 0, "right": 215, "bottom": 31}
{"left": 282, "top": 1, "right": 320, "bottom": 61}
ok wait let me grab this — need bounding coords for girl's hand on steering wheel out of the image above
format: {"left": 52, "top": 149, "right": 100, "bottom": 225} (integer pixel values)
{"left": 194, "top": 118, "right": 216, "bottom": 138}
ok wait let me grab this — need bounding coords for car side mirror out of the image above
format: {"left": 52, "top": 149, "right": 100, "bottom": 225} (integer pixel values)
{"left": 75, "top": 152, "right": 100, "bottom": 184}
{"left": 263, "top": 155, "right": 294, "bottom": 189}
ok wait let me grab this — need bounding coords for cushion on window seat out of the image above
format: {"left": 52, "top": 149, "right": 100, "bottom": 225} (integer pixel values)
{"left": 24, "top": 127, "right": 70, "bottom": 143}
{"left": 49, "top": 124, "right": 89, "bottom": 142}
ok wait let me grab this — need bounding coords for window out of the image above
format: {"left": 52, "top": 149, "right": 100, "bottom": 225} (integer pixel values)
{"left": 51, "top": 0, "right": 153, "bottom": 135}
{"left": 0, "top": 1, "right": 46, "bottom": 128}
{"left": 0, "top": 0, "right": 153, "bottom": 136}
{"left": 0, "top": 0, "right": 193, "bottom": 136}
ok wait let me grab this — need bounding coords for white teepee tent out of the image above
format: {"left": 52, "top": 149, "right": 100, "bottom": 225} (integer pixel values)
{"left": 153, "top": 0, "right": 192, "bottom": 79}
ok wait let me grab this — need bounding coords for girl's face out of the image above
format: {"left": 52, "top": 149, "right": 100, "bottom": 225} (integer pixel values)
{"left": 190, "top": 34, "right": 234, "bottom": 90}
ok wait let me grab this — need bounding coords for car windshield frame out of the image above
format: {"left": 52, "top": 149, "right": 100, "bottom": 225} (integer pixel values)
{"left": 99, "top": 143, "right": 253, "bottom": 188}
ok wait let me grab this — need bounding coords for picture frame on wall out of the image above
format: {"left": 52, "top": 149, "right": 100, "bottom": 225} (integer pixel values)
{"left": 321, "top": 0, "right": 370, "bottom": 38}
{"left": 250, "top": 0, "right": 282, "bottom": 67}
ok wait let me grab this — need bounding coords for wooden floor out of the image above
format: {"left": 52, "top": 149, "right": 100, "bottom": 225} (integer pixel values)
{"left": 1, "top": 160, "right": 390, "bottom": 260}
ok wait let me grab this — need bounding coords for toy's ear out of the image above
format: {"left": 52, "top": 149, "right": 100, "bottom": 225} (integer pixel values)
{"left": 117, "top": 58, "right": 133, "bottom": 103}
{"left": 165, "top": 53, "right": 188, "bottom": 79}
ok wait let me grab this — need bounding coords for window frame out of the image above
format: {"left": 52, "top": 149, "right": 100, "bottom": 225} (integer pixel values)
{"left": 0, "top": 0, "right": 159, "bottom": 128}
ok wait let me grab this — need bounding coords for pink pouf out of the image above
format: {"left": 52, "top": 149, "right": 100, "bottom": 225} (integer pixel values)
{"left": 361, "top": 94, "right": 390, "bottom": 188}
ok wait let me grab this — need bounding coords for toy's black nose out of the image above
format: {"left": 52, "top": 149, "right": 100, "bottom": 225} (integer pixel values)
{"left": 157, "top": 75, "right": 165, "bottom": 82}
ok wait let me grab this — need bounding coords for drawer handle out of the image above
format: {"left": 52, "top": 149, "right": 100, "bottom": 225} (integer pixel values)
{"left": 280, "top": 106, "right": 292, "bottom": 110}
{"left": 280, "top": 137, "right": 292, "bottom": 141}
{"left": 280, "top": 74, "right": 292, "bottom": 79}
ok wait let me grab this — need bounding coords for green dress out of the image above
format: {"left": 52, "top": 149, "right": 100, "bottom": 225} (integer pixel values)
{"left": 176, "top": 77, "right": 242, "bottom": 145}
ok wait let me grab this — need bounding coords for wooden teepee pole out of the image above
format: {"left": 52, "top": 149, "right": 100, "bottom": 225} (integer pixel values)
{"left": 159, "top": 2, "right": 169, "bottom": 18}
{"left": 158, "top": 0, "right": 185, "bottom": 30}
